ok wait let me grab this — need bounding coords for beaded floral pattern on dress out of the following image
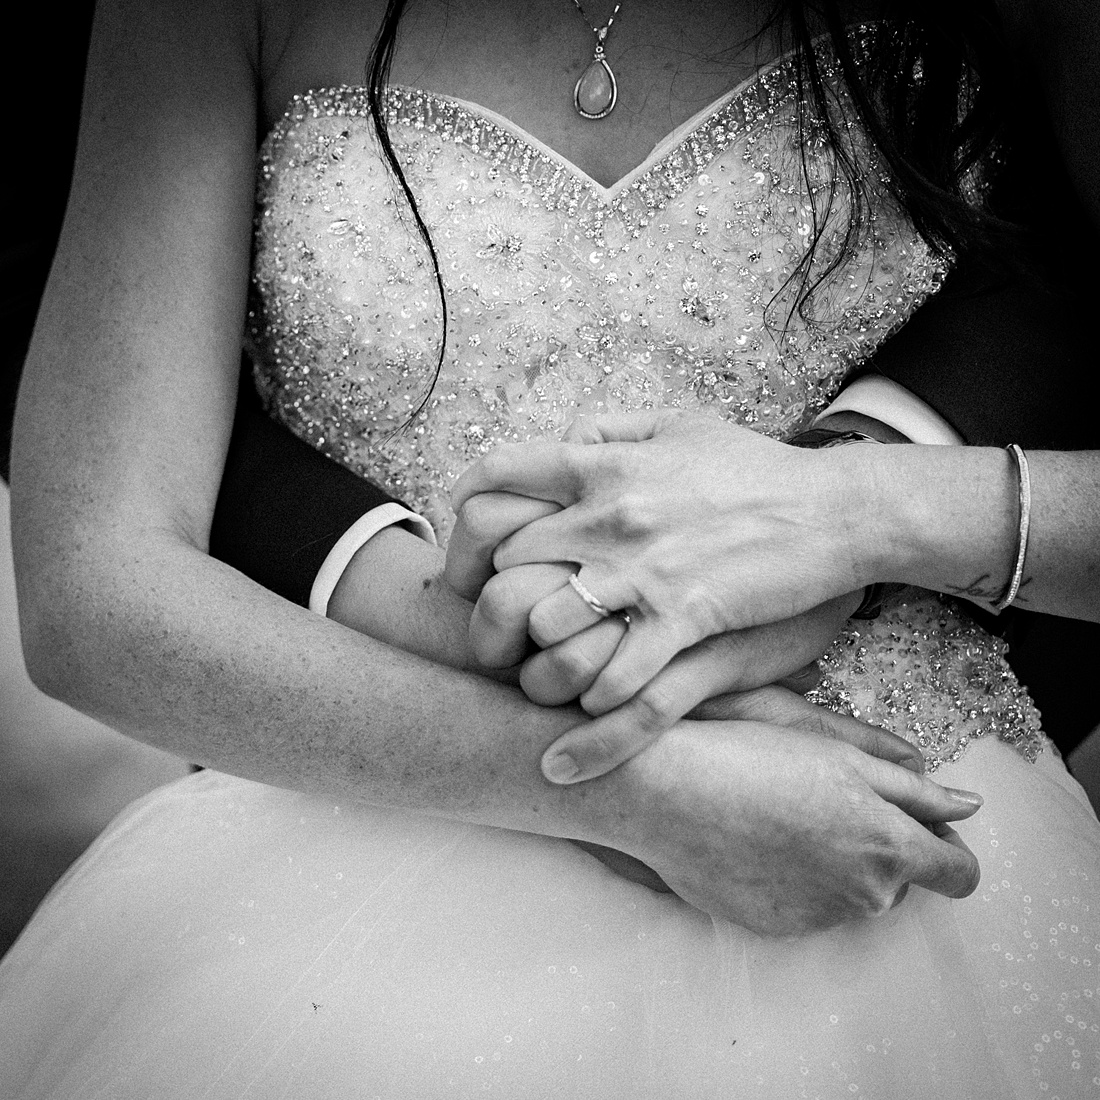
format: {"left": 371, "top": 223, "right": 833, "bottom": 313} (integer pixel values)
{"left": 248, "top": 53, "right": 1044, "bottom": 769}
{"left": 808, "top": 591, "right": 1043, "bottom": 771}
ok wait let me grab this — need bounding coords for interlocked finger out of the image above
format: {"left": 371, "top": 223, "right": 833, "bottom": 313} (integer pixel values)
{"left": 527, "top": 569, "right": 632, "bottom": 648}
{"left": 691, "top": 685, "right": 925, "bottom": 774}
{"left": 451, "top": 442, "right": 590, "bottom": 512}
{"left": 860, "top": 754, "right": 983, "bottom": 824}
{"left": 520, "top": 616, "right": 629, "bottom": 705}
{"left": 856, "top": 755, "right": 983, "bottom": 900}
{"left": 577, "top": 617, "right": 694, "bottom": 716}
{"left": 469, "top": 562, "right": 575, "bottom": 668}
{"left": 446, "top": 492, "right": 560, "bottom": 600}
{"left": 539, "top": 631, "right": 764, "bottom": 783}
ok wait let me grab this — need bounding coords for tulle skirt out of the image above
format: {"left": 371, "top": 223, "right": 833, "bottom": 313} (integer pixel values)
{"left": 2, "top": 734, "right": 1099, "bottom": 1099}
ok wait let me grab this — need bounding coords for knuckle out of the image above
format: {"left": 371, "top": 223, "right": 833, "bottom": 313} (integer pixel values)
{"left": 527, "top": 601, "right": 559, "bottom": 645}
{"left": 861, "top": 885, "right": 902, "bottom": 918}
{"left": 546, "top": 642, "right": 603, "bottom": 684}
{"left": 562, "top": 415, "right": 596, "bottom": 444}
{"left": 673, "top": 586, "right": 726, "bottom": 640}
{"left": 479, "top": 446, "right": 517, "bottom": 481}
{"left": 848, "top": 829, "right": 909, "bottom": 916}
{"left": 554, "top": 446, "right": 590, "bottom": 495}
{"left": 852, "top": 870, "right": 904, "bottom": 918}
{"left": 457, "top": 493, "right": 503, "bottom": 544}
{"left": 592, "top": 664, "right": 640, "bottom": 708}
{"left": 629, "top": 683, "right": 680, "bottom": 733}
{"left": 604, "top": 491, "right": 656, "bottom": 540}
{"left": 477, "top": 574, "right": 519, "bottom": 626}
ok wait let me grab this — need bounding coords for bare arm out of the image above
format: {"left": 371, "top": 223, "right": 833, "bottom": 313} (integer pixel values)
{"left": 11, "top": 0, "right": 592, "bottom": 835}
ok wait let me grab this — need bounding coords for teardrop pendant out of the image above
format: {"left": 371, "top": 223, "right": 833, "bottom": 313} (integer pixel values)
{"left": 574, "top": 56, "right": 618, "bottom": 119}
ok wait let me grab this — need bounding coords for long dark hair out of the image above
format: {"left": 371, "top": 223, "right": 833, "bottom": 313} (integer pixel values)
{"left": 364, "top": 0, "right": 1018, "bottom": 403}
{"left": 786, "top": 3, "right": 1016, "bottom": 255}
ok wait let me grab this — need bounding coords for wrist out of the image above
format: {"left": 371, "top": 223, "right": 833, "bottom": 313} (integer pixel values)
{"left": 553, "top": 735, "right": 658, "bottom": 856}
{"left": 788, "top": 427, "right": 893, "bottom": 597}
{"left": 571, "top": 720, "right": 701, "bottom": 860}
{"left": 328, "top": 529, "right": 480, "bottom": 667}
{"left": 311, "top": 503, "right": 436, "bottom": 617}
{"left": 846, "top": 443, "right": 1018, "bottom": 605}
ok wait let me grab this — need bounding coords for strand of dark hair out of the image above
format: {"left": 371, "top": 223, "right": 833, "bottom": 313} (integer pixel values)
{"left": 767, "top": 0, "right": 1023, "bottom": 327}
{"left": 365, "top": 0, "right": 448, "bottom": 426}
{"left": 817, "top": 1, "right": 1018, "bottom": 258}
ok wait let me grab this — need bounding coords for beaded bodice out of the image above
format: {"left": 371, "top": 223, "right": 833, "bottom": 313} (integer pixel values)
{"left": 248, "top": 54, "right": 1044, "bottom": 770}
{"left": 249, "top": 51, "right": 949, "bottom": 540}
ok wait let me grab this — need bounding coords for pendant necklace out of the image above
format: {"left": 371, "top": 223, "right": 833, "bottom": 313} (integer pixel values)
{"left": 570, "top": 0, "right": 624, "bottom": 120}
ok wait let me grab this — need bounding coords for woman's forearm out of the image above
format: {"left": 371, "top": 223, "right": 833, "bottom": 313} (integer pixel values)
{"left": 14, "top": 515, "right": 605, "bottom": 838}
{"left": 838, "top": 443, "right": 1100, "bottom": 621}
{"left": 12, "top": 516, "right": 986, "bottom": 933}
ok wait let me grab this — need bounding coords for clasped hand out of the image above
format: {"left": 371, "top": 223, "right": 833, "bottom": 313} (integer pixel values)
{"left": 448, "top": 409, "right": 873, "bottom": 781}
{"left": 444, "top": 410, "right": 982, "bottom": 931}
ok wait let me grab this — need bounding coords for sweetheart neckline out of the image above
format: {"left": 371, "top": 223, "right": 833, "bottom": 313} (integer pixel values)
{"left": 393, "top": 54, "right": 789, "bottom": 200}
{"left": 259, "top": 31, "right": 847, "bottom": 202}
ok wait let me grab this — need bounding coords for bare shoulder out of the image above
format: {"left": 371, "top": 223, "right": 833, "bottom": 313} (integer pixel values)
{"left": 88, "top": 0, "right": 261, "bottom": 91}
{"left": 73, "top": 0, "right": 262, "bottom": 186}
{"left": 257, "top": 0, "right": 393, "bottom": 130}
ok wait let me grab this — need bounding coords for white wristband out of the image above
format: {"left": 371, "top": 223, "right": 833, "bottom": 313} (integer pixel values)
{"left": 309, "top": 503, "right": 437, "bottom": 617}
{"left": 817, "top": 374, "right": 964, "bottom": 446}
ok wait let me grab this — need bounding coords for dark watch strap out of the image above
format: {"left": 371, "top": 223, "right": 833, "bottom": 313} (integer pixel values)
{"left": 786, "top": 427, "right": 886, "bottom": 449}
{"left": 850, "top": 583, "right": 889, "bottom": 619}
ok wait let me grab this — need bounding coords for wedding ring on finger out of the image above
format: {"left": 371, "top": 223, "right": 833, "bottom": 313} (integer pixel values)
{"left": 568, "top": 573, "right": 613, "bottom": 618}
{"left": 567, "top": 573, "right": 633, "bottom": 628}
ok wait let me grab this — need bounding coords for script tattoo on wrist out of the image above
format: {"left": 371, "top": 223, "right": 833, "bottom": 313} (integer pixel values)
{"left": 946, "top": 573, "right": 1033, "bottom": 605}
{"left": 946, "top": 573, "right": 1002, "bottom": 601}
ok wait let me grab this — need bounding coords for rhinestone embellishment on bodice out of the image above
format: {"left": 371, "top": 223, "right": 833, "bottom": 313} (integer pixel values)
{"left": 249, "top": 48, "right": 948, "bottom": 539}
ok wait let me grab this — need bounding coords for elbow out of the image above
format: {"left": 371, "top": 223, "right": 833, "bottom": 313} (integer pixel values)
{"left": 13, "top": 542, "right": 119, "bottom": 714}
{"left": 17, "top": 593, "right": 89, "bottom": 708}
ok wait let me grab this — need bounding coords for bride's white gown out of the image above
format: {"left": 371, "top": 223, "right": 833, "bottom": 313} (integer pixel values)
{"left": 3, "top": 46, "right": 1099, "bottom": 1098}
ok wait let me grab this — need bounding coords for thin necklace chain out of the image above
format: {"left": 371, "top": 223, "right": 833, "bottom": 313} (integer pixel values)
{"left": 570, "top": 0, "right": 624, "bottom": 36}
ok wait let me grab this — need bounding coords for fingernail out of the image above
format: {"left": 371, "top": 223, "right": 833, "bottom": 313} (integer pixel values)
{"left": 946, "top": 787, "right": 984, "bottom": 808}
{"left": 542, "top": 751, "right": 580, "bottom": 784}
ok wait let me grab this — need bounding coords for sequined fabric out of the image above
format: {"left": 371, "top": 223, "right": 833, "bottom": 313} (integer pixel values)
{"left": 808, "top": 590, "right": 1044, "bottom": 771}
{"left": 248, "top": 54, "right": 1044, "bottom": 771}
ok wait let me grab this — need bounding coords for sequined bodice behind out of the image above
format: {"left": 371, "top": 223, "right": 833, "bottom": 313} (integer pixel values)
{"left": 249, "top": 51, "right": 952, "bottom": 539}
{"left": 249, "top": 57, "right": 1044, "bottom": 771}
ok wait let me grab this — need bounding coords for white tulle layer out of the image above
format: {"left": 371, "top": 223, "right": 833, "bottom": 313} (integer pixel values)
{"left": 3, "top": 738, "right": 1099, "bottom": 1099}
